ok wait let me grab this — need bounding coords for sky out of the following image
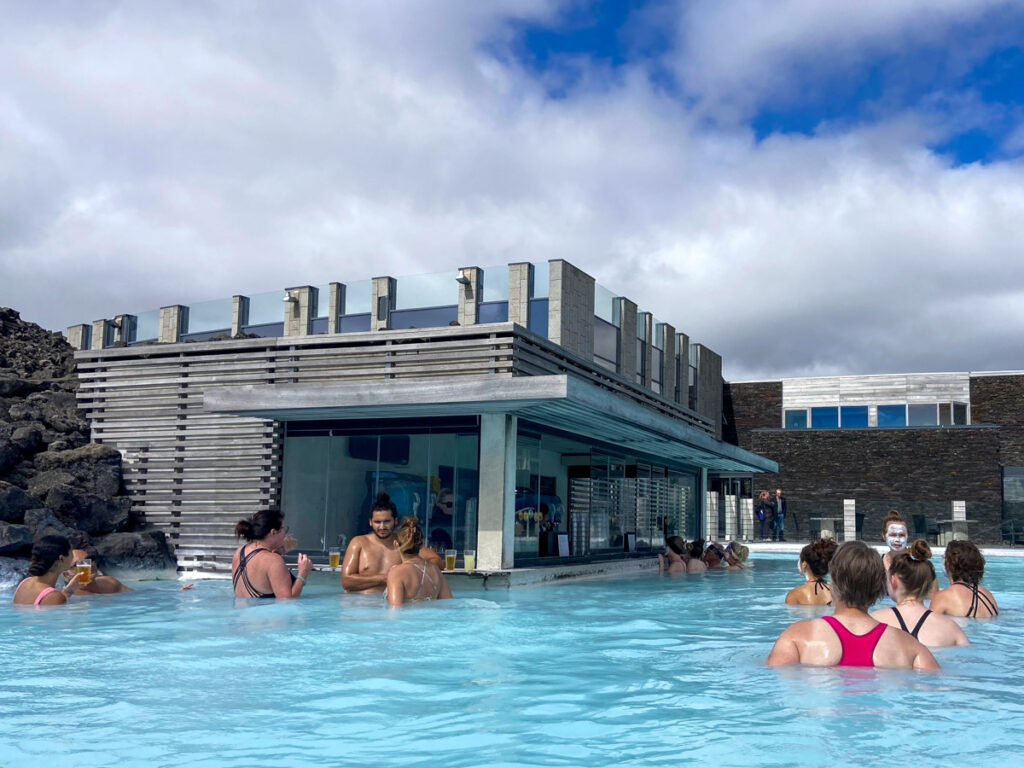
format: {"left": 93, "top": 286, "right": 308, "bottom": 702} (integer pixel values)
{"left": 1, "top": 0, "right": 1022, "bottom": 381}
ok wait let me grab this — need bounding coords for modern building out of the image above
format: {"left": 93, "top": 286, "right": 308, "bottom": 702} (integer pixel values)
{"left": 68, "top": 261, "right": 775, "bottom": 574}
{"left": 723, "top": 371, "right": 1024, "bottom": 544}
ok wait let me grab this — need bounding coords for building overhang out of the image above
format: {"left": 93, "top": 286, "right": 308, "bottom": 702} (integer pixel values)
{"left": 203, "top": 374, "right": 777, "bottom": 474}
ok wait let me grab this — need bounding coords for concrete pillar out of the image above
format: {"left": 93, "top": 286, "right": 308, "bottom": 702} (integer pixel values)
{"left": 283, "top": 285, "right": 318, "bottom": 337}
{"left": 232, "top": 295, "right": 250, "bottom": 337}
{"left": 371, "top": 276, "right": 396, "bottom": 331}
{"left": 159, "top": 305, "right": 188, "bottom": 344}
{"left": 675, "top": 332, "right": 690, "bottom": 406}
{"left": 639, "top": 312, "right": 653, "bottom": 388}
{"left": 693, "top": 343, "right": 723, "bottom": 438}
{"left": 477, "top": 413, "right": 517, "bottom": 571}
{"left": 740, "top": 496, "right": 754, "bottom": 541}
{"left": 660, "top": 323, "right": 676, "bottom": 400}
{"left": 457, "top": 266, "right": 483, "bottom": 326}
{"left": 699, "top": 467, "right": 708, "bottom": 538}
{"left": 705, "top": 490, "right": 719, "bottom": 541}
{"left": 67, "top": 324, "right": 91, "bottom": 351}
{"left": 508, "top": 262, "right": 533, "bottom": 326}
{"left": 547, "top": 260, "right": 595, "bottom": 359}
{"left": 113, "top": 314, "right": 136, "bottom": 345}
{"left": 616, "top": 298, "right": 637, "bottom": 380}
{"left": 91, "top": 319, "right": 113, "bottom": 350}
{"left": 327, "top": 283, "right": 345, "bottom": 334}
{"left": 843, "top": 499, "right": 856, "bottom": 542}
{"left": 724, "top": 494, "right": 738, "bottom": 541}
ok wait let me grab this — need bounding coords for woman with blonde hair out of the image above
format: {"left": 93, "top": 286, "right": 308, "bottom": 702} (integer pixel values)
{"left": 872, "top": 539, "right": 968, "bottom": 647}
{"left": 386, "top": 516, "right": 452, "bottom": 606}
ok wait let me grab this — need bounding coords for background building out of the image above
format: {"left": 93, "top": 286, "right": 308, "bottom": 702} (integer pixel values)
{"left": 69, "top": 260, "right": 774, "bottom": 573}
{"left": 724, "top": 372, "right": 1024, "bottom": 544}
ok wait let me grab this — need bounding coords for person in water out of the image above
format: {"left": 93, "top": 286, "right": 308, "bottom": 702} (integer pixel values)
{"left": 785, "top": 538, "right": 838, "bottom": 606}
{"left": 930, "top": 539, "right": 999, "bottom": 618}
{"left": 232, "top": 510, "right": 312, "bottom": 599}
{"left": 767, "top": 540, "right": 939, "bottom": 669}
{"left": 13, "top": 534, "right": 91, "bottom": 606}
{"left": 385, "top": 516, "right": 452, "bottom": 606}
{"left": 342, "top": 493, "right": 403, "bottom": 593}
{"left": 686, "top": 539, "right": 707, "bottom": 572}
{"left": 658, "top": 536, "right": 689, "bottom": 574}
{"left": 62, "top": 548, "right": 132, "bottom": 594}
{"left": 723, "top": 542, "right": 750, "bottom": 570}
{"left": 881, "top": 510, "right": 909, "bottom": 573}
{"left": 871, "top": 539, "right": 968, "bottom": 647}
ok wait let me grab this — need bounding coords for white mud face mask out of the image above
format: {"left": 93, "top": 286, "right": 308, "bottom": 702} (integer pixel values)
{"left": 886, "top": 525, "right": 908, "bottom": 551}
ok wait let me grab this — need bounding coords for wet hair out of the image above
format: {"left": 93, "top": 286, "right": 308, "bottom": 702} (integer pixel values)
{"left": 371, "top": 492, "right": 398, "bottom": 519}
{"left": 728, "top": 542, "right": 749, "bottom": 562}
{"left": 687, "top": 538, "right": 705, "bottom": 558}
{"left": 395, "top": 516, "right": 424, "bottom": 555}
{"left": 881, "top": 510, "right": 908, "bottom": 538}
{"left": 889, "top": 539, "right": 936, "bottom": 600}
{"left": 666, "top": 536, "right": 686, "bottom": 556}
{"left": 235, "top": 510, "right": 284, "bottom": 541}
{"left": 799, "top": 538, "right": 838, "bottom": 578}
{"left": 28, "top": 534, "right": 72, "bottom": 577}
{"left": 944, "top": 539, "right": 985, "bottom": 584}
{"left": 829, "top": 540, "right": 886, "bottom": 610}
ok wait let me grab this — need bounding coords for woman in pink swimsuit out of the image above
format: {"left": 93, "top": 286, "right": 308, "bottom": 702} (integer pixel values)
{"left": 12, "top": 534, "right": 91, "bottom": 606}
{"left": 767, "top": 540, "right": 939, "bottom": 670}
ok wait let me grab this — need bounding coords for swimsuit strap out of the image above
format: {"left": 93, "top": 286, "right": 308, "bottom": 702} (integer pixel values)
{"left": 909, "top": 610, "right": 931, "bottom": 639}
{"left": 233, "top": 546, "right": 273, "bottom": 598}
{"left": 408, "top": 560, "right": 437, "bottom": 602}
{"left": 33, "top": 586, "right": 59, "bottom": 606}
{"left": 953, "top": 581, "right": 997, "bottom": 617}
{"left": 892, "top": 607, "right": 910, "bottom": 634}
{"left": 822, "top": 615, "right": 887, "bottom": 667}
{"left": 813, "top": 579, "right": 831, "bottom": 596}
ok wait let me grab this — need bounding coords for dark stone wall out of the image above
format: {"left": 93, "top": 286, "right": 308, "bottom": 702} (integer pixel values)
{"left": 723, "top": 381, "right": 781, "bottom": 446}
{"left": 972, "top": 374, "right": 1024, "bottom": 466}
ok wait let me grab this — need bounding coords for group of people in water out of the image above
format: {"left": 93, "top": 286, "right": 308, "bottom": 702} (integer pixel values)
{"left": 12, "top": 503, "right": 1000, "bottom": 665}
{"left": 768, "top": 511, "right": 997, "bottom": 669}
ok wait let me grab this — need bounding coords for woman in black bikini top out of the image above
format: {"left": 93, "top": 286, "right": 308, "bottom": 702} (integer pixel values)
{"left": 785, "top": 538, "right": 838, "bottom": 606}
{"left": 232, "top": 510, "right": 312, "bottom": 599}
{"left": 871, "top": 539, "right": 969, "bottom": 647}
{"left": 931, "top": 540, "right": 999, "bottom": 618}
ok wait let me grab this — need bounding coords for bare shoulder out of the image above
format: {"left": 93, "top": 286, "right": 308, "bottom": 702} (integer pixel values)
{"left": 929, "top": 587, "right": 956, "bottom": 614}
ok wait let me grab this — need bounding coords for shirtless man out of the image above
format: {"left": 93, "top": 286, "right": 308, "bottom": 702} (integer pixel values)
{"left": 341, "top": 493, "right": 403, "bottom": 593}
{"left": 63, "top": 549, "right": 132, "bottom": 594}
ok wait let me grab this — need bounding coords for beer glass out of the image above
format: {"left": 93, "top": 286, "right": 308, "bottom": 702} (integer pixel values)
{"left": 328, "top": 547, "right": 341, "bottom": 569}
{"left": 444, "top": 549, "right": 457, "bottom": 571}
{"left": 76, "top": 559, "right": 92, "bottom": 583}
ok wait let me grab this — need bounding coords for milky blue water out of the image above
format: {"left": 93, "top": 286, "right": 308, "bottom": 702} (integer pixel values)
{"left": 1, "top": 554, "right": 1021, "bottom": 767}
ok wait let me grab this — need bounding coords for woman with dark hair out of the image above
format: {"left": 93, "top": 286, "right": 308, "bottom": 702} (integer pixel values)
{"left": 756, "top": 491, "right": 774, "bottom": 541}
{"left": 871, "top": 539, "right": 968, "bottom": 647}
{"left": 385, "top": 516, "right": 452, "bottom": 606}
{"left": 767, "top": 541, "right": 939, "bottom": 669}
{"left": 931, "top": 540, "right": 998, "bottom": 618}
{"left": 232, "top": 510, "right": 312, "bottom": 599}
{"left": 13, "top": 534, "right": 91, "bottom": 606}
{"left": 785, "top": 538, "right": 838, "bottom": 606}
{"left": 686, "top": 539, "right": 707, "bottom": 573}
{"left": 658, "top": 536, "right": 689, "bottom": 574}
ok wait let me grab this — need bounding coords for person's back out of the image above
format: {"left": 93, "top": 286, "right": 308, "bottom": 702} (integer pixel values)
{"left": 931, "top": 539, "right": 998, "bottom": 618}
{"left": 785, "top": 539, "right": 837, "bottom": 606}
{"left": 872, "top": 604, "right": 968, "bottom": 647}
{"left": 386, "top": 516, "right": 453, "bottom": 606}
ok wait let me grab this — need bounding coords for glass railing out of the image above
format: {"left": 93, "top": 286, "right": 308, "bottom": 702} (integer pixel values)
{"left": 533, "top": 261, "right": 549, "bottom": 298}
{"left": 594, "top": 283, "right": 617, "bottom": 326}
{"left": 396, "top": 270, "right": 455, "bottom": 310}
{"left": 249, "top": 289, "right": 285, "bottom": 325}
{"left": 187, "top": 297, "right": 233, "bottom": 333}
{"left": 653, "top": 318, "right": 664, "bottom": 350}
{"left": 481, "top": 264, "right": 509, "bottom": 302}
{"left": 134, "top": 309, "right": 159, "bottom": 342}
{"left": 344, "top": 280, "right": 371, "bottom": 314}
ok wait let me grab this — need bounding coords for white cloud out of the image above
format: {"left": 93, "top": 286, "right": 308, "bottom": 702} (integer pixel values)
{"left": 0, "top": 1, "right": 1022, "bottom": 382}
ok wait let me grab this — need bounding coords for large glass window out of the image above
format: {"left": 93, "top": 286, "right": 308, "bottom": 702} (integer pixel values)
{"left": 281, "top": 423, "right": 479, "bottom": 559}
{"left": 953, "top": 402, "right": 968, "bottom": 425}
{"left": 811, "top": 406, "right": 839, "bottom": 429}
{"left": 908, "top": 404, "right": 938, "bottom": 426}
{"left": 877, "top": 404, "right": 907, "bottom": 427}
{"left": 840, "top": 405, "right": 869, "bottom": 427}
{"left": 785, "top": 409, "right": 808, "bottom": 429}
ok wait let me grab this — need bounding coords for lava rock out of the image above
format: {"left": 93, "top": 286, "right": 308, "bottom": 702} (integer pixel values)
{"left": 44, "top": 486, "right": 131, "bottom": 536}
{"left": 0, "top": 439, "right": 18, "bottom": 474}
{"left": 34, "top": 443, "right": 122, "bottom": 497}
{"left": 11, "top": 424, "right": 43, "bottom": 455}
{"left": 93, "top": 531, "right": 175, "bottom": 570}
{"left": 0, "top": 481, "right": 33, "bottom": 523}
{"left": 22, "top": 508, "right": 90, "bottom": 548}
{"left": 0, "top": 555, "right": 30, "bottom": 587}
{"left": 0, "top": 521, "right": 33, "bottom": 554}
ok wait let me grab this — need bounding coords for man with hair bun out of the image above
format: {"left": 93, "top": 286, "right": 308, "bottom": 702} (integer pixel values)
{"left": 341, "top": 493, "right": 403, "bottom": 593}
{"left": 767, "top": 541, "right": 939, "bottom": 669}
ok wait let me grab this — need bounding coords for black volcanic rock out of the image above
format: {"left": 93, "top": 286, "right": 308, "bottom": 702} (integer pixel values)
{"left": 93, "top": 531, "right": 176, "bottom": 571}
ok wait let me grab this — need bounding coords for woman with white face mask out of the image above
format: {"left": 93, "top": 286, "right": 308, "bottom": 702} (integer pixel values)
{"left": 881, "top": 511, "right": 909, "bottom": 573}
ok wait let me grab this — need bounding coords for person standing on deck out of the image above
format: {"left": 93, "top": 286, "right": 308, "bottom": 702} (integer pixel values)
{"left": 342, "top": 493, "right": 402, "bottom": 593}
{"left": 773, "top": 488, "right": 788, "bottom": 542}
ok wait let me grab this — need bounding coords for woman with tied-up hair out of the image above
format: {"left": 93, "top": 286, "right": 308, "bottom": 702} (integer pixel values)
{"left": 785, "top": 538, "right": 838, "bottom": 606}
{"left": 13, "top": 534, "right": 91, "bottom": 606}
{"left": 232, "top": 510, "right": 312, "bottom": 599}
{"left": 872, "top": 539, "right": 968, "bottom": 647}
{"left": 386, "top": 516, "right": 452, "bottom": 606}
{"left": 931, "top": 540, "right": 999, "bottom": 619}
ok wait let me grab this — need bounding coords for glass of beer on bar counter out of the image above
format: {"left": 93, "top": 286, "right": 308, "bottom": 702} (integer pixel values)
{"left": 328, "top": 547, "right": 341, "bottom": 569}
{"left": 444, "top": 549, "right": 457, "bottom": 571}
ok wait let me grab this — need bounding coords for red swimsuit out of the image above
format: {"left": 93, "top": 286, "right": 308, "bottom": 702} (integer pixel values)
{"left": 822, "top": 615, "right": 887, "bottom": 666}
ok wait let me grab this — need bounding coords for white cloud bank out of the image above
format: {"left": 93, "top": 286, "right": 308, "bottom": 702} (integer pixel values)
{"left": 0, "top": 0, "right": 1021, "bottom": 380}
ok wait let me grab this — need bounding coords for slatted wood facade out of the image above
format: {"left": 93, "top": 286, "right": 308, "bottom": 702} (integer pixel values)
{"left": 75, "top": 323, "right": 714, "bottom": 572}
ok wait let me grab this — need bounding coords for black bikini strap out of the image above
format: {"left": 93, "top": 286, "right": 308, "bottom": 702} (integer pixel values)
{"left": 909, "top": 610, "right": 931, "bottom": 639}
{"left": 892, "top": 607, "right": 910, "bottom": 634}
